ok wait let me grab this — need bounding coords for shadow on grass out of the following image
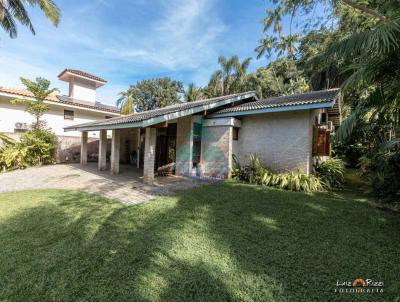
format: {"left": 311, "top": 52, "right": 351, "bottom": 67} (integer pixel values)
{"left": 0, "top": 183, "right": 399, "bottom": 302}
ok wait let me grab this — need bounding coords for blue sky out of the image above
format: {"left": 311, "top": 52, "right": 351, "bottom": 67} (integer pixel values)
{"left": 0, "top": 0, "right": 282, "bottom": 105}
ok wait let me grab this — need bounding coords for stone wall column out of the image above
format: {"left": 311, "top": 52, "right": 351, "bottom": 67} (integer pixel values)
{"left": 98, "top": 129, "right": 107, "bottom": 171}
{"left": 80, "top": 131, "right": 88, "bottom": 165}
{"left": 175, "top": 116, "right": 193, "bottom": 176}
{"left": 143, "top": 127, "right": 156, "bottom": 184}
{"left": 110, "top": 129, "right": 120, "bottom": 175}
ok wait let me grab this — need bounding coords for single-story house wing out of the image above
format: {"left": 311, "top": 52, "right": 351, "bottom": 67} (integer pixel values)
{"left": 65, "top": 89, "right": 341, "bottom": 184}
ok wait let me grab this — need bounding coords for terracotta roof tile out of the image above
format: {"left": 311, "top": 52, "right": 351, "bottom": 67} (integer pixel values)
{"left": 58, "top": 69, "right": 107, "bottom": 83}
{"left": 0, "top": 87, "right": 119, "bottom": 114}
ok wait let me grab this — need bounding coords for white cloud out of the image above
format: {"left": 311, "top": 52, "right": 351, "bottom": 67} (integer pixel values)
{"left": 0, "top": 0, "right": 228, "bottom": 100}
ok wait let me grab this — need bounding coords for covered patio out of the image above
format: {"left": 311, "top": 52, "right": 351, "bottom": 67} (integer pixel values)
{"left": 64, "top": 92, "right": 255, "bottom": 184}
{"left": 0, "top": 162, "right": 218, "bottom": 204}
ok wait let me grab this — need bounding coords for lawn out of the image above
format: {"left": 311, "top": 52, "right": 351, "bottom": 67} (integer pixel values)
{"left": 0, "top": 183, "right": 399, "bottom": 302}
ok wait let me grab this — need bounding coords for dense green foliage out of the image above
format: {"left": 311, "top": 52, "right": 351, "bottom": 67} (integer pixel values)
{"left": 0, "top": 129, "right": 58, "bottom": 170}
{"left": 232, "top": 154, "right": 325, "bottom": 192}
{"left": 315, "top": 158, "right": 346, "bottom": 188}
{"left": 117, "top": 77, "right": 184, "bottom": 113}
{"left": 0, "top": 0, "right": 60, "bottom": 38}
{"left": 253, "top": 0, "right": 400, "bottom": 200}
{"left": 204, "top": 55, "right": 252, "bottom": 97}
{"left": 1, "top": 187, "right": 399, "bottom": 301}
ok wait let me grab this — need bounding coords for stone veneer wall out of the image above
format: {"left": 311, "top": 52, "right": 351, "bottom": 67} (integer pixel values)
{"left": 200, "top": 125, "right": 232, "bottom": 178}
{"left": 235, "top": 110, "right": 317, "bottom": 174}
{"left": 57, "top": 135, "right": 106, "bottom": 163}
{"left": 175, "top": 116, "right": 194, "bottom": 176}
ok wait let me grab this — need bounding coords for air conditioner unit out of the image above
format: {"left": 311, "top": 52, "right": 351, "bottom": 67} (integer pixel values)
{"left": 14, "top": 122, "right": 29, "bottom": 130}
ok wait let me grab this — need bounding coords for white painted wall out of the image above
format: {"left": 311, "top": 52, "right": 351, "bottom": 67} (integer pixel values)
{"left": 70, "top": 78, "right": 96, "bottom": 104}
{"left": 0, "top": 96, "right": 114, "bottom": 138}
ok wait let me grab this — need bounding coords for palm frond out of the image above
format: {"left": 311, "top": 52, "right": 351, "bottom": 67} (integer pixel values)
{"left": 24, "top": 0, "right": 60, "bottom": 26}
{"left": 324, "top": 17, "right": 400, "bottom": 59}
{"left": 0, "top": 2, "right": 18, "bottom": 37}
{"left": 333, "top": 105, "right": 365, "bottom": 143}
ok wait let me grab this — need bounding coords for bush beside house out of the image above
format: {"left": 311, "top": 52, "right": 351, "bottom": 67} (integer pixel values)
{"left": 232, "top": 154, "right": 345, "bottom": 193}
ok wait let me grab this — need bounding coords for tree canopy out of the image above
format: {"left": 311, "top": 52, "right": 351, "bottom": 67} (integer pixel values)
{"left": 117, "top": 77, "right": 184, "bottom": 114}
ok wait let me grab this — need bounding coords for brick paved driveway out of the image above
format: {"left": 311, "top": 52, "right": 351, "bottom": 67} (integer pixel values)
{"left": 0, "top": 163, "right": 216, "bottom": 205}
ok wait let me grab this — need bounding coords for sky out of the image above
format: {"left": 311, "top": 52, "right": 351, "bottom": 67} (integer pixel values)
{"left": 0, "top": 0, "right": 285, "bottom": 105}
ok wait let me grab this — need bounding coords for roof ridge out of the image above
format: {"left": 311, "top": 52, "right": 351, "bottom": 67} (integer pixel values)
{"left": 118, "top": 91, "right": 256, "bottom": 119}
{"left": 213, "top": 88, "right": 340, "bottom": 115}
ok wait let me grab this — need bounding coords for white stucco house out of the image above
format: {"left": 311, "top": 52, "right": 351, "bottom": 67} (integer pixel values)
{"left": 0, "top": 69, "right": 120, "bottom": 162}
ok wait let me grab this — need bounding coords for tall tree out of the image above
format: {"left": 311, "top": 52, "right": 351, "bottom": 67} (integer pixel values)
{"left": 185, "top": 83, "right": 203, "bottom": 102}
{"left": 118, "top": 77, "right": 184, "bottom": 113}
{"left": 255, "top": 36, "right": 283, "bottom": 93}
{"left": 11, "top": 77, "right": 58, "bottom": 129}
{"left": 0, "top": 0, "right": 60, "bottom": 38}
{"left": 206, "top": 55, "right": 252, "bottom": 97}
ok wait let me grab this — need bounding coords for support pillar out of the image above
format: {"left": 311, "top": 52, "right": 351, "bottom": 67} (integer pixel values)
{"left": 137, "top": 129, "right": 141, "bottom": 169}
{"left": 110, "top": 129, "right": 120, "bottom": 175}
{"left": 143, "top": 127, "right": 156, "bottom": 184}
{"left": 98, "top": 129, "right": 107, "bottom": 171}
{"left": 80, "top": 131, "right": 88, "bottom": 165}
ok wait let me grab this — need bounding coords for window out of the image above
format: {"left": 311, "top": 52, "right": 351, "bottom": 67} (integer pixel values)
{"left": 192, "top": 123, "right": 202, "bottom": 166}
{"left": 320, "top": 112, "right": 328, "bottom": 124}
{"left": 233, "top": 127, "right": 239, "bottom": 140}
{"left": 64, "top": 110, "right": 74, "bottom": 120}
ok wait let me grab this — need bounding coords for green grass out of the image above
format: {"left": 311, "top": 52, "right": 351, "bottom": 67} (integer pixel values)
{"left": 0, "top": 183, "right": 399, "bottom": 302}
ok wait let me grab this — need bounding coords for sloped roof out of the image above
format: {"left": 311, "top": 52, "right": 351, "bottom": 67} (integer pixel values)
{"left": 64, "top": 91, "right": 256, "bottom": 131}
{"left": 0, "top": 87, "right": 120, "bottom": 114}
{"left": 214, "top": 88, "right": 340, "bottom": 115}
{"left": 58, "top": 69, "right": 107, "bottom": 83}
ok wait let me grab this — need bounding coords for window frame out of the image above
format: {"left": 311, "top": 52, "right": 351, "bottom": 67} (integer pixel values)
{"left": 64, "top": 110, "right": 74, "bottom": 120}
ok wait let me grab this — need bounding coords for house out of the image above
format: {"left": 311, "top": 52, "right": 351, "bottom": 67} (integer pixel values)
{"left": 64, "top": 89, "right": 341, "bottom": 184}
{"left": 0, "top": 69, "right": 120, "bottom": 162}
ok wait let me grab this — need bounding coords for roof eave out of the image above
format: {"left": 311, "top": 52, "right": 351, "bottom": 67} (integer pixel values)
{"left": 210, "top": 100, "right": 335, "bottom": 118}
{"left": 64, "top": 92, "right": 256, "bottom": 132}
{"left": 0, "top": 91, "right": 120, "bottom": 115}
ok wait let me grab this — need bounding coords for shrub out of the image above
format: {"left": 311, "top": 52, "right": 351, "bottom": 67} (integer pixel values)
{"left": 232, "top": 154, "right": 325, "bottom": 192}
{"left": 0, "top": 144, "right": 27, "bottom": 170}
{"left": 0, "top": 129, "right": 58, "bottom": 171}
{"left": 314, "top": 158, "right": 345, "bottom": 189}
{"left": 367, "top": 151, "right": 400, "bottom": 200}
{"left": 19, "top": 129, "right": 58, "bottom": 166}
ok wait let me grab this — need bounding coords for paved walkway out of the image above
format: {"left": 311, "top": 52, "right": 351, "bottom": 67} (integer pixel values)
{"left": 0, "top": 163, "right": 218, "bottom": 205}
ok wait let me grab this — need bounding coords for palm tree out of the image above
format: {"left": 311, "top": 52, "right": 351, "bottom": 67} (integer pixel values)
{"left": 117, "top": 90, "right": 137, "bottom": 115}
{"left": 328, "top": 11, "right": 400, "bottom": 147}
{"left": 255, "top": 36, "right": 283, "bottom": 93}
{"left": 218, "top": 55, "right": 239, "bottom": 95}
{"left": 207, "top": 55, "right": 252, "bottom": 97}
{"left": 185, "top": 83, "right": 203, "bottom": 102}
{"left": 276, "top": 34, "right": 300, "bottom": 59}
{"left": 233, "top": 57, "right": 251, "bottom": 92}
{"left": 0, "top": 0, "right": 60, "bottom": 38}
{"left": 264, "top": 7, "right": 283, "bottom": 36}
